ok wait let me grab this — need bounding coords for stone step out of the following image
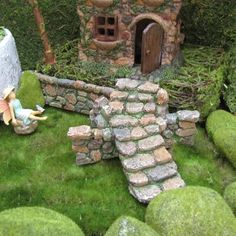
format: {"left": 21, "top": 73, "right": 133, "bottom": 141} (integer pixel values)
{"left": 138, "top": 135, "right": 164, "bottom": 151}
{"left": 109, "top": 115, "right": 139, "bottom": 127}
{"left": 144, "top": 162, "right": 178, "bottom": 182}
{"left": 161, "top": 174, "right": 185, "bottom": 191}
{"left": 126, "top": 172, "right": 149, "bottom": 187}
{"left": 121, "top": 153, "right": 156, "bottom": 172}
{"left": 129, "top": 184, "right": 162, "bottom": 204}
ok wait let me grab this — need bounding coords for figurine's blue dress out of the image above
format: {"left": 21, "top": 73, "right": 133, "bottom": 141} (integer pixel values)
{"left": 10, "top": 99, "right": 33, "bottom": 126}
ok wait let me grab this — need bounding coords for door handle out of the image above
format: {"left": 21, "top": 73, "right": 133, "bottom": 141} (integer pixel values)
{"left": 146, "top": 50, "right": 151, "bottom": 55}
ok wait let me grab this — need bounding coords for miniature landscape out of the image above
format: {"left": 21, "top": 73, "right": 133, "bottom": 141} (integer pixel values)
{"left": 0, "top": 0, "right": 236, "bottom": 236}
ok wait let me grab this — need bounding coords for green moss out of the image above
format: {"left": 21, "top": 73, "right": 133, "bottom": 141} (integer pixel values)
{"left": 224, "top": 182, "right": 236, "bottom": 215}
{"left": 105, "top": 216, "right": 159, "bottom": 236}
{"left": 145, "top": 186, "right": 236, "bottom": 236}
{"left": 0, "top": 207, "right": 84, "bottom": 236}
{"left": 206, "top": 110, "right": 236, "bottom": 168}
{"left": 17, "top": 71, "right": 45, "bottom": 109}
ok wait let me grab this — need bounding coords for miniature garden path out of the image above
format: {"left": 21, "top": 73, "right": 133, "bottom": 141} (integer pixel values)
{"left": 68, "top": 78, "right": 200, "bottom": 203}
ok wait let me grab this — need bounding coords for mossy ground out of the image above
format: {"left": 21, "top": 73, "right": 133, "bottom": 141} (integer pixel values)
{"left": 0, "top": 108, "right": 235, "bottom": 235}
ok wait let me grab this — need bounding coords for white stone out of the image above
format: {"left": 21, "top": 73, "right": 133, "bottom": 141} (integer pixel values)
{"left": 0, "top": 29, "right": 21, "bottom": 97}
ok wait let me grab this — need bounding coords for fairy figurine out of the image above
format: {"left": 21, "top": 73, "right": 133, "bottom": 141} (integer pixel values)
{"left": 0, "top": 86, "right": 47, "bottom": 126}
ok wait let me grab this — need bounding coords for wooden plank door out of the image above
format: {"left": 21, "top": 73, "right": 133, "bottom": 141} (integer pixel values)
{"left": 141, "top": 23, "right": 163, "bottom": 74}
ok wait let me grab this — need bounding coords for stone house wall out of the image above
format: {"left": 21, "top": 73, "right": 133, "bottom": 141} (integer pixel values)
{"left": 77, "top": 0, "right": 183, "bottom": 67}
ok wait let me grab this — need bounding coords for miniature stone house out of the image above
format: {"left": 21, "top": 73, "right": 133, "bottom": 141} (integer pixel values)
{"left": 77, "top": 0, "right": 183, "bottom": 74}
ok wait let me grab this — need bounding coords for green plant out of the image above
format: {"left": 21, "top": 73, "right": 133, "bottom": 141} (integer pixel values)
{"left": 0, "top": 26, "right": 5, "bottom": 41}
{"left": 206, "top": 110, "right": 236, "bottom": 168}
{"left": 146, "top": 187, "right": 236, "bottom": 236}
{"left": 224, "top": 182, "right": 236, "bottom": 215}
{"left": 160, "top": 45, "right": 225, "bottom": 119}
{"left": 0, "top": 207, "right": 84, "bottom": 236}
{"left": 17, "top": 71, "right": 45, "bottom": 109}
{"left": 105, "top": 216, "right": 160, "bottom": 236}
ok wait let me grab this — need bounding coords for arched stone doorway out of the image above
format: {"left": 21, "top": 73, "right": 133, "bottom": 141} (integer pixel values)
{"left": 130, "top": 14, "right": 166, "bottom": 74}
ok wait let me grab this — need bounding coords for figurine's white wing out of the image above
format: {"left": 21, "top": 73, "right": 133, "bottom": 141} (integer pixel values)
{"left": 0, "top": 100, "right": 12, "bottom": 125}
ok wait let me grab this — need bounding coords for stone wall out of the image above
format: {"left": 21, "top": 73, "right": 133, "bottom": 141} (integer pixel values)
{"left": 67, "top": 77, "right": 200, "bottom": 203}
{"left": 35, "top": 73, "right": 114, "bottom": 115}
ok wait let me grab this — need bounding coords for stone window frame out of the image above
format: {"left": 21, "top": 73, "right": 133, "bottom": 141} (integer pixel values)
{"left": 94, "top": 15, "right": 118, "bottom": 42}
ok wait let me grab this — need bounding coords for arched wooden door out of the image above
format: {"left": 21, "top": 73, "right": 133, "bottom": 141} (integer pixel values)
{"left": 141, "top": 23, "right": 164, "bottom": 74}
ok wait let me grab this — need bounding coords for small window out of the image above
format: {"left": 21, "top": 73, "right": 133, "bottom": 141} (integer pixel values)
{"left": 95, "top": 15, "right": 118, "bottom": 42}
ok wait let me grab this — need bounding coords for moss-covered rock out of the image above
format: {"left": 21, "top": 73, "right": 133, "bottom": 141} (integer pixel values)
{"left": 17, "top": 71, "right": 45, "bottom": 109}
{"left": 0, "top": 207, "right": 84, "bottom": 236}
{"left": 224, "top": 182, "right": 236, "bottom": 215}
{"left": 206, "top": 110, "right": 236, "bottom": 168}
{"left": 105, "top": 216, "right": 159, "bottom": 236}
{"left": 145, "top": 186, "right": 236, "bottom": 236}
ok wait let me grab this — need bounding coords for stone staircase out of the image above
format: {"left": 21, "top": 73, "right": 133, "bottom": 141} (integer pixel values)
{"left": 67, "top": 77, "right": 200, "bottom": 203}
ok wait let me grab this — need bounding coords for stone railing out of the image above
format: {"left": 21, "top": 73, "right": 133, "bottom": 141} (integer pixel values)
{"left": 34, "top": 73, "right": 114, "bottom": 115}
{"left": 67, "top": 78, "right": 200, "bottom": 203}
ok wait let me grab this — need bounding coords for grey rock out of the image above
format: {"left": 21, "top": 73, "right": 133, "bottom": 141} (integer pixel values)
{"left": 45, "top": 96, "right": 54, "bottom": 104}
{"left": 56, "top": 96, "right": 66, "bottom": 105}
{"left": 122, "top": 154, "right": 156, "bottom": 172}
{"left": 126, "top": 102, "right": 144, "bottom": 114}
{"left": 101, "top": 105, "right": 112, "bottom": 120}
{"left": 138, "top": 93, "right": 154, "bottom": 102}
{"left": 144, "top": 103, "right": 156, "bottom": 113}
{"left": 144, "top": 125, "right": 160, "bottom": 135}
{"left": 156, "top": 105, "right": 168, "bottom": 117}
{"left": 116, "top": 141, "right": 137, "bottom": 156}
{"left": 162, "top": 174, "right": 185, "bottom": 191}
{"left": 76, "top": 154, "right": 94, "bottom": 165}
{"left": 113, "top": 128, "right": 131, "bottom": 142}
{"left": 77, "top": 91, "right": 87, "bottom": 97}
{"left": 103, "top": 128, "right": 113, "bottom": 141}
{"left": 102, "top": 142, "right": 114, "bottom": 153}
{"left": 138, "top": 135, "right": 164, "bottom": 151}
{"left": 129, "top": 184, "right": 162, "bottom": 204}
{"left": 127, "top": 93, "right": 138, "bottom": 102}
{"left": 49, "top": 101, "right": 62, "bottom": 108}
{"left": 156, "top": 117, "right": 167, "bottom": 132}
{"left": 144, "top": 162, "right": 177, "bottom": 182}
{"left": 168, "top": 124, "right": 179, "bottom": 131}
{"left": 177, "top": 110, "right": 200, "bottom": 122}
{"left": 127, "top": 172, "right": 149, "bottom": 187}
{"left": 110, "top": 91, "right": 128, "bottom": 101}
{"left": 116, "top": 78, "right": 140, "bottom": 90}
{"left": 137, "top": 82, "right": 160, "bottom": 93}
{"left": 131, "top": 127, "right": 148, "bottom": 140}
{"left": 110, "top": 115, "right": 139, "bottom": 127}
{"left": 88, "top": 139, "right": 103, "bottom": 150}
{"left": 163, "top": 129, "right": 174, "bottom": 139}
{"left": 77, "top": 96, "right": 87, "bottom": 102}
{"left": 166, "top": 113, "right": 177, "bottom": 125}
{"left": 94, "top": 96, "right": 109, "bottom": 108}
{"left": 94, "top": 114, "right": 108, "bottom": 129}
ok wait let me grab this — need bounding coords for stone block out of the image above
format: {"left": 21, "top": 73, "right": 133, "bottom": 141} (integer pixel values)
{"left": 127, "top": 172, "right": 149, "bottom": 187}
{"left": 67, "top": 125, "right": 92, "bottom": 140}
{"left": 102, "top": 128, "right": 113, "bottom": 141}
{"left": 49, "top": 101, "right": 62, "bottom": 108}
{"left": 163, "top": 129, "right": 173, "bottom": 139}
{"left": 115, "top": 141, "right": 137, "bottom": 157}
{"left": 102, "top": 142, "right": 114, "bottom": 154}
{"left": 127, "top": 93, "right": 138, "bottom": 102}
{"left": 179, "top": 121, "right": 196, "bottom": 129}
{"left": 72, "top": 145, "right": 89, "bottom": 153}
{"left": 138, "top": 93, "right": 153, "bottom": 102}
{"left": 65, "top": 93, "right": 77, "bottom": 105}
{"left": 88, "top": 139, "right": 103, "bottom": 150}
{"left": 122, "top": 154, "right": 156, "bottom": 172}
{"left": 101, "top": 105, "right": 112, "bottom": 120}
{"left": 109, "top": 101, "right": 124, "bottom": 114}
{"left": 176, "top": 128, "right": 197, "bottom": 137}
{"left": 138, "top": 135, "right": 164, "bottom": 151}
{"left": 144, "top": 125, "right": 160, "bottom": 135}
{"left": 110, "top": 115, "right": 139, "bottom": 127}
{"left": 45, "top": 84, "right": 57, "bottom": 96}
{"left": 90, "top": 150, "right": 102, "bottom": 162}
{"left": 110, "top": 91, "right": 128, "bottom": 101}
{"left": 113, "top": 128, "right": 131, "bottom": 142}
{"left": 177, "top": 110, "right": 200, "bottom": 122}
{"left": 93, "top": 129, "right": 103, "bottom": 140}
{"left": 162, "top": 175, "right": 185, "bottom": 191}
{"left": 137, "top": 82, "right": 159, "bottom": 93}
{"left": 156, "top": 88, "right": 169, "bottom": 105}
{"left": 144, "top": 103, "right": 156, "bottom": 113}
{"left": 94, "top": 96, "right": 109, "bottom": 108}
{"left": 156, "top": 117, "right": 167, "bottom": 132}
{"left": 140, "top": 114, "right": 156, "bottom": 126}
{"left": 153, "top": 146, "right": 172, "bottom": 164}
{"left": 144, "top": 162, "right": 177, "bottom": 182}
{"left": 116, "top": 78, "right": 140, "bottom": 90}
{"left": 126, "top": 102, "right": 144, "bottom": 114}
{"left": 94, "top": 114, "right": 108, "bottom": 129}
{"left": 131, "top": 127, "right": 148, "bottom": 140}
{"left": 129, "top": 184, "right": 162, "bottom": 204}
{"left": 166, "top": 113, "right": 177, "bottom": 125}
{"left": 64, "top": 103, "right": 75, "bottom": 111}
{"left": 156, "top": 105, "right": 168, "bottom": 117}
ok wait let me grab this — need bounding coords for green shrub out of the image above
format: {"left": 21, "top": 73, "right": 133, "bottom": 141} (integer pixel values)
{"left": 181, "top": 1, "right": 236, "bottom": 48}
{"left": 105, "top": 216, "right": 159, "bottom": 236}
{"left": 0, "top": 0, "right": 80, "bottom": 69}
{"left": 160, "top": 46, "right": 225, "bottom": 119}
{"left": 223, "top": 44, "right": 236, "bottom": 113}
{"left": 145, "top": 186, "right": 236, "bottom": 236}
{"left": 0, "top": 207, "right": 84, "bottom": 236}
{"left": 17, "top": 71, "right": 45, "bottom": 109}
{"left": 206, "top": 110, "right": 236, "bottom": 168}
{"left": 224, "top": 182, "right": 236, "bottom": 215}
